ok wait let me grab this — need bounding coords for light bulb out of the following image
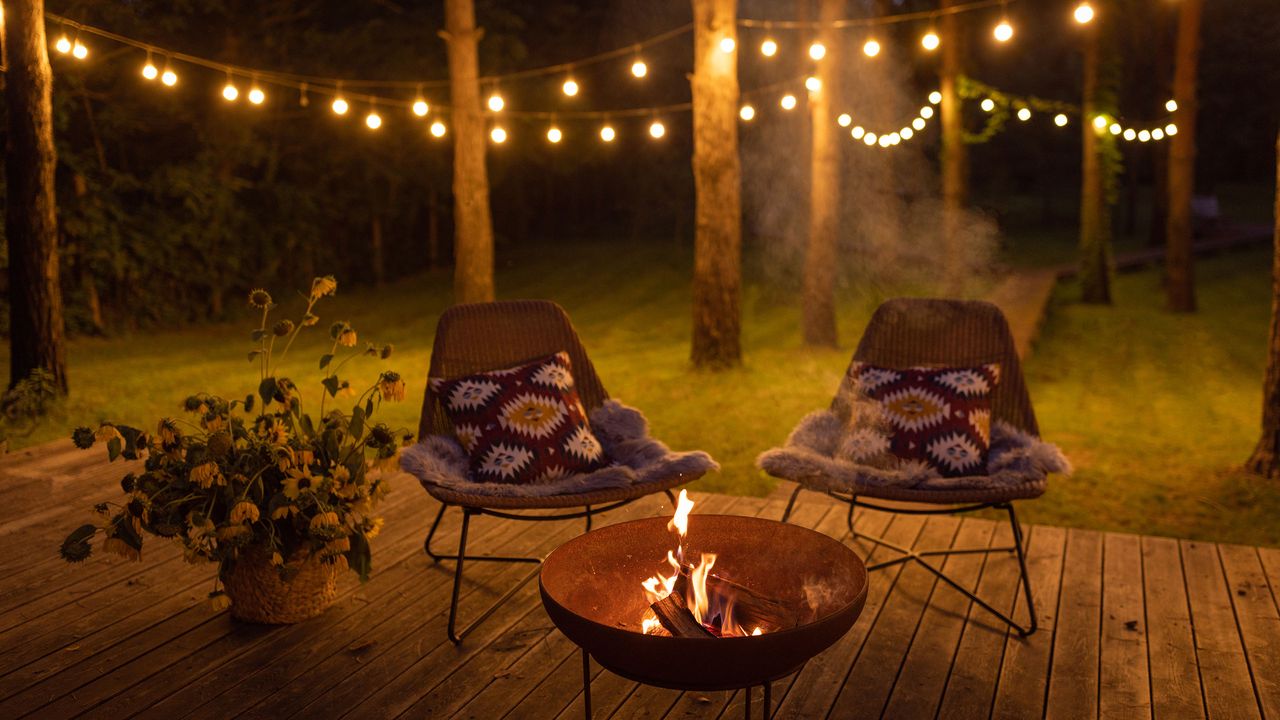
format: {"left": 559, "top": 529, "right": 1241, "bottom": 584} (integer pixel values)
{"left": 1152, "top": 128, "right": 1165, "bottom": 140}
{"left": 161, "top": 69, "right": 178, "bottom": 87}
{"left": 889, "top": 132, "right": 901, "bottom": 145}
{"left": 222, "top": 83, "right": 239, "bottom": 101}
{"left": 719, "top": 37, "right": 736, "bottom": 53}
{"left": 739, "top": 104, "right": 756, "bottom": 121}
{"left": 562, "top": 79, "right": 579, "bottom": 96}
{"left": 649, "top": 121, "right": 665, "bottom": 139}
{"left": 851, "top": 126, "right": 866, "bottom": 139}
{"left": 808, "top": 42, "right": 826, "bottom": 61}
{"left": 1165, "top": 123, "right": 1178, "bottom": 136}
{"left": 1138, "top": 129, "right": 1151, "bottom": 142}
{"left": 837, "top": 113, "right": 852, "bottom": 127}
{"left": 1110, "top": 123, "right": 1122, "bottom": 135}
{"left": 1074, "top": 2, "right": 1095, "bottom": 24}
{"left": 929, "top": 91, "right": 942, "bottom": 105}
{"left": 332, "top": 97, "right": 349, "bottom": 115}
{"left": 1093, "top": 115, "right": 1108, "bottom": 130}
{"left": 1054, "top": 113, "right": 1069, "bottom": 127}
{"left": 864, "top": 132, "right": 877, "bottom": 146}
{"left": 912, "top": 117, "right": 926, "bottom": 131}
{"left": 981, "top": 98, "right": 996, "bottom": 112}
{"left": 901, "top": 127, "right": 914, "bottom": 140}
{"left": 805, "top": 76, "right": 821, "bottom": 92}
{"left": 547, "top": 126, "right": 562, "bottom": 143}
{"left": 863, "top": 39, "right": 881, "bottom": 57}
{"left": 1123, "top": 128, "right": 1137, "bottom": 141}
{"left": 878, "top": 135, "right": 891, "bottom": 148}
{"left": 490, "top": 126, "right": 506, "bottom": 143}
{"left": 248, "top": 87, "right": 265, "bottom": 105}
{"left": 142, "top": 62, "right": 158, "bottom": 80}
{"left": 600, "top": 125, "right": 616, "bottom": 142}
{"left": 487, "top": 94, "right": 504, "bottom": 112}
{"left": 780, "top": 94, "right": 797, "bottom": 110}
{"left": 920, "top": 106, "right": 935, "bottom": 119}
{"left": 1017, "top": 107, "right": 1032, "bottom": 121}
{"left": 366, "top": 112, "right": 382, "bottom": 130}
{"left": 922, "top": 32, "right": 940, "bottom": 51}
{"left": 413, "top": 99, "right": 429, "bottom": 116}
{"left": 54, "top": 36, "right": 71, "bottom": 54}
{"left": 72, "top": 41, "right": 88, "bottom": 59}
{"left": 631, "top": 60, "right": 648, "bottom": 78}
{"left": 761, "top": 39, "right": 778, "bottom": 57}
{"left": 430, "top": 121, "right": 447, "bottom": 137}
{"left": 1165, "top": 99, "right": 1178, "bottom": 112}
{"left": 994, "top": 20, "right": 1014, "bottom": 43}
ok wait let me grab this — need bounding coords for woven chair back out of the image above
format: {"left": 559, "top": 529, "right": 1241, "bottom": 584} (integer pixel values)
{"left": 842, "top": 298, "right": 1040, "bottom": 436}
{"left": 417, "top": 300, "right": 609, "bottom": 439}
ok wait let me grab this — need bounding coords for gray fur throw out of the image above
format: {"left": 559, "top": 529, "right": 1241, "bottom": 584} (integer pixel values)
{"left": 400, "top": 400, "right": 719, "bottom": 497}
{"left": 757, "top": 410, "right": 1071, "bottom": 494}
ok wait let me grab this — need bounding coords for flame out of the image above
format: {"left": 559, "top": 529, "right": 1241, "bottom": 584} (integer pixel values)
{"left": 689, "top": 552, "right": 717, "bottom": 624}
{"left": 752, "top": 627, "right": 762, "bottom": 636}
{"left": 641, "top": 613, "right": 662, "bottom": 635}
{"left": 667, "top": 489, "right": 694, "bottom": 537}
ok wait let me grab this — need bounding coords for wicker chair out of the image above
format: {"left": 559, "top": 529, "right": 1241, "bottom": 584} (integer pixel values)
{"left": 764, "top": 298, "right": 1051, "bottom": 636}
{"left": 414, "top": 300, "right": 710, "bottom": 642}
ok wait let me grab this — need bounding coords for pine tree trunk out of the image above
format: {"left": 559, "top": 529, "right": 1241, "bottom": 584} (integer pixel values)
{"left": 1079, "top": 21, "right": 1113, "bottom": 304}
{"left": 1166, "top": 0, "right": 1202, "bottom": 313}
{"left": 1246, "top": 131, "right": 1280, "bottom": 478}
{"left": 802, "top": 0, "right": 840, "bottom": 348}
{"left": 442, "top": 0, "right": 495, "bottom": 304}
{"left": 689, "top": 0, "right": 742, "bottom": 369}
{"left": 4, "top": 0, "right": 68, "bottom": 393}
{"left": 940, "top": 0, "right": 967, "bottom": 292}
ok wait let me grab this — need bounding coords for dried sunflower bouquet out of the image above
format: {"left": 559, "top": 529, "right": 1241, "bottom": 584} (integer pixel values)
{"left": 59, "top": 276, "right": 411, "bottom": 623}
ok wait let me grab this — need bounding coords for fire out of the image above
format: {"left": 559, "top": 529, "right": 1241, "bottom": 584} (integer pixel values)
{"left": 689, "top": 552, "right": 716, "bottom": 622}
{"left": 667, "top": 489, "right": 694, "bottom": 537}
{"left": 641, "top": 613, "right": 662, "bottom": 635}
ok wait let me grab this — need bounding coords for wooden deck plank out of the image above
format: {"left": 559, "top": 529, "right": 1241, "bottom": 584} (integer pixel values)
{"left": 1217, "top": 544, "right": 1280, "bottom": 719}
{"left": 1044, "top": 528, "right": 1104, "bottom": 720}
{"left": 1141, "top": 536, "right": 1206, "bottom": 720}
{"left": 880, "top": 517, "right": 997, "bottom": 720}
{"left": 990, "top": 524, "right": 1067, "bottom": 720}
{"left": 1181, "top": 539, "right": 1263, "bottom": 720}
{"left": 1099, "top": 533, "right": 1152, "bottom": 720}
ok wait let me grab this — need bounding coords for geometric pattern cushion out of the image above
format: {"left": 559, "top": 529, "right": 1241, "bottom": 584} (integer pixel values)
{"left": 428, "top": 351, "right": 610, "bottom": 484}
{"left": 842, "top": 362, "right": 1001, "bottom": 477}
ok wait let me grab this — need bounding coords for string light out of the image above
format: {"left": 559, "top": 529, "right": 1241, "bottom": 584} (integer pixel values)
{"left": 1017, "top": 107, "right": 1032, "bottom": 121}
{"left": 54, "top": 34, "right": 71, "bottom": 54}
{"left": 1165, "top": 123, "right": 1178, "bottom": 136}
{"left": 1109, "top": 122, "right": 1121, "bottom": 134}
{"left": 739, "top": 104, "right": 756, "bottom": 121}
{"left": 1092, "top": 115, "right": 1108, "bottom": 130}
{"left": 980, "top": 98, "right": 996, "bottom": 112}
{"left": 837, "top": 113, "right": 852, "bottom": 127}
{"left": 922, "top": 31, "right": 940, "bottom": 51}
{"left": 1151, "top": 128, "right": 1165, "bottom": 140}
{"left": 901, "top": 127, "right": 914, "bottom": 140}
{"left": 649, "top": 120, "right": 666, "bottom": 139}
{"left": 600, "top": 124, "right": 616, "bottom": 142}
{"left": 160, "top": 58, "right": 177, "bottom": 87}
{"left": 929, "top": 91, "right": 942, "bottom": 105}
{"left": 365, "top": 111, "right": 382, "bottom": 130}
{"left": 332, "top": 96, "right": 349, "bottom": 115}
{"left": 919, "top": 106, "right": 935, "bottom": 119}
{"left": 993, "top": 19, "right": 1014, "bottom": 43}
{"left": 1138, "top": 129, "right": 1150, "bottom": 142}
{"left": 547, "top": 126, "right": 563, "bottom": 143}
{"left": 1165, "top": 99, "right": 1178, "bottom": 112}
{"left": 889, "top": 132, "right": 901, "bottom": 145}
{"left": 1054, "top": 113, "right": 1068, "bottom": 127}
{"left": 1073, "top": 2, "right": 1095, "bottom": 24}
{"left": 863, "top": 39, "right": 881, "bottom": 57}
{"left": 912, "top": 117, "right": 926, "bottom": 131}
{"left": 878, "top": 135, "right": 891, "bottom": 148}
{"left": 141, "top": 52, "right": 158, "bottom": 80}
{"left": 562, "top": 78, "right": 579, "bottom": 97}
{"left": 864, "top": 132, "right": 877, "bottom": 146}
{"left": 851, "top": 126, "right": 866, "bottom": 139}
{"left": 222, "top": 75, "right": 239, "bottom": 101}
{"left": 1123, "top": 128, "right": 1136, "bottom": 141}
{"left": 72, "top": 38, "right": 89, "bottom": 60}
{"left": 631, "top": 60, "right": 648, "bottom": 78}
{"left": 490, "top": 126, "right": 507, "bottom": 143}
{"left": 780, "top": 94, "right": 797, "bottom": 110}
{"left": 248, "top": 85, "right": 265, "bottom": 105}
{"left": 487, "top": 93, "right": 505, "bottom": 112}
{"left": 805, "top": 76, "right": 821, "bottom": 92}
{"left": 760, "top": 39, "right": 778, "bottom": 57}
{"left": 719, "top": 37, "right": 736, "bottom": 54}
{"left": 808, "top": 42, "right": 826, "bottom": 61}
{"left": 413, "top": 98, "right": 429, "bottom": 117}
{"left": 430, "top": 121, "right": 447, "bottom": 138}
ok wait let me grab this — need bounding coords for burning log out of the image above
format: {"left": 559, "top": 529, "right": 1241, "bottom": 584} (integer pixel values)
{"left": 706, "top": 574, "right": 798, "bottom": 633}
{"left": 650, "top": 588, "right": 715, "bottom": 638}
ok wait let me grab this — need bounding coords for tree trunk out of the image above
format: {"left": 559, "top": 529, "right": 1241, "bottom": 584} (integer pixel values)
{"left": 802, "top": 0, "right": 840, "bottom": 348}
{"left": 940, "top": 0, "right": 967, "bottom": 292}
{"left": 1166, "top": 0, "right": 1202, "bottom": 313}
{"left": 1247, "top": 131, "right": 1280, "bottom": 478}
{"left": 689, "top": 0, "right": 742, "bottom": 369}
{"left": 1078, "top": 21, "right": 1113, "bottom": 304}
{"left": 4, "top": 0, "right": 68, "bottom": 392}
{"left": 442, "top": 0, "right": 495, "bottom": 304}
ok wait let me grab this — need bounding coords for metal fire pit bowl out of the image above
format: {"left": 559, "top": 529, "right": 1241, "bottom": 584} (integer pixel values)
{"left": 540, "top": 514, "right": 867, "bottom": 713}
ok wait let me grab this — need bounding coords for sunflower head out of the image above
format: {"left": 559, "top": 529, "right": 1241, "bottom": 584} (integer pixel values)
{"left": 310, "top": 275, "right": 338, "bottom": 300}
{"left": 71, "top": 426, "right": 96, "bottom": 450}
{"left": 272, "top": 319, "right": 295, "bottom": 337}
{"left": 248, "top": 289, "right": 273, "bottom": 309}
{"left": 60, "top": 524, "right": 96, "bottom": 563}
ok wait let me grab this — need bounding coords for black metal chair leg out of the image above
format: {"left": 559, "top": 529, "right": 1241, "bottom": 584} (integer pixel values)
{"left": 585, "top": 505, "right": 592, "bottom": 532}
{"left": 442, "top": 508, "right": 542, "bottom": 644}
{"left": 1006, "top": 503, "right": 1038, "bottom": 636}
{"left": 423, "top": 503, "right": 450, "bottom": 560}
{"left": 582, "top": 649, "right": 592, "bottom": 719}
{"left": 445, "top": 508, "right": 473, "bottom": 643}
{"left": 780, "top": 484, "right": 803, "bottom": 523}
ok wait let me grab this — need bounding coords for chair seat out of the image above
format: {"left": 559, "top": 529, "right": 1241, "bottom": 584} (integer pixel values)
{"left": 419, "top": 470, "right": 693, "bottom": 510}
{"left": 836, "top": 477, "right": 1046, "bottom": 505}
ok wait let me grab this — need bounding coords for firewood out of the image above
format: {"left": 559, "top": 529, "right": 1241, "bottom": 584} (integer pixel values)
{"left": 649, "top": 591, "right": 714, "bottom": 638}
{"left": 706, "top": 574, "right": 798, "bottom": 632}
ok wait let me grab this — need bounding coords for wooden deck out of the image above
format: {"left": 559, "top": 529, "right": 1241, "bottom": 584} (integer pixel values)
{"left": 2, "top": 441, "right": 1278, "bottom": 719}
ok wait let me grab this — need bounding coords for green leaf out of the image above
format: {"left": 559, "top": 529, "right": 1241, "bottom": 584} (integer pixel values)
{"left": 365, "top": 398, "right": 374, "bottom": 417}
{"left": 346, "top": 533, "right": 372, "bottom": 582}
{"left": 301, "top": 413, "right": 316, "bottom": 437}
{"left": 321, "top": 376, "right": 340, "bottom": 398}
{"left": 258, "top": 377, "right": 277, "bottom": 407}
{"left": 118, "top": 426, "right": 144, "bottom": 460}
{"left": 251, "top": 329, "right": 266, "bottom": 341}
{"left": 65, "top": 523, "right": 97, "bottom": 545}
{"left": 319, "top": 354, "right": 333, "bottom": 369}
{"left": 107, "top": 437, "right": 123, "bottom": 461}
{"left": 349, "top": 406, "right": 365, "bottom": 440}
{"left": 248, "top": 350, "right": 262, "bottom": 363}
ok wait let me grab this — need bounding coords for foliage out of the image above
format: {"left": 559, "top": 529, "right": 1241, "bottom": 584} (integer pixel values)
{"left": 59, "top": 277, "right": 411, "bottom": 609}
{"left": 0, "top": 369, "right": 62, "bottom": 451}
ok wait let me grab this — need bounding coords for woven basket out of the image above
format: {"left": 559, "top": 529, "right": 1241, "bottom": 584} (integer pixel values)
{"left": 224, "top": 549, "right": 340, "bottom": 624}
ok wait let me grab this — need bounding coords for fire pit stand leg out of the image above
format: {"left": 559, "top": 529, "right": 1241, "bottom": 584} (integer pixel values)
{"left": 743, "top": 681, "right": 772, "bottom": 719}
{"left": 581, "top": 649, "right": 592, "bottom": 719}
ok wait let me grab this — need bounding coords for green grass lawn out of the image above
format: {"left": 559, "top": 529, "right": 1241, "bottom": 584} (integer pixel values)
{"left": 3, "top": 240, "right": 1277, "bottom": 547}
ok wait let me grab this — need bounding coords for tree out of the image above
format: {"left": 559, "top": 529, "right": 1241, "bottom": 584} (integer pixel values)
{"left": 689, "top": 0, "right": 742, "bottom": 369}
{"left": 1165, "top": 0, "right": 1203, "bottom": 313}
{"left": 802, "top": 0, "right": 841, "bottom": 348}
{"left": 1078, "top": 6, "right": 1113, "bottom": 304}
{"left": 4, "top": 0, "right": 69, "bottom": 392}
{"left": 939, "top": 0, "right": 967, "bottom": 289}
{"left": 442, "top": 0, "right": 495, "bottom": 304}
{"left": 1246, "top": 131, "right": 1280, "bottom": 478}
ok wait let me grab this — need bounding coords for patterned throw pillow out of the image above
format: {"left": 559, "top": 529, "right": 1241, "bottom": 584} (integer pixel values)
{"left": 840, "top": 362, "right": 1001, "bottom": 477}
{"left": 429, "top": 352, "right": 609, "bottom": 484}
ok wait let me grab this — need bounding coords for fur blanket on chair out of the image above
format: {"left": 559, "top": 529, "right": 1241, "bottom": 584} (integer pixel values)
{"left": 400, "top": 400, "right": 720, "bottom": 498}
{"left": 756, "top": 410, "right": 1071, "bottom": 494}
